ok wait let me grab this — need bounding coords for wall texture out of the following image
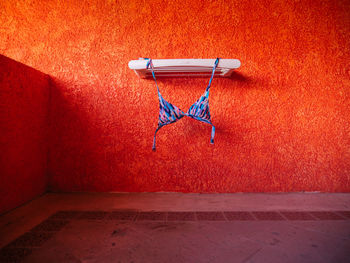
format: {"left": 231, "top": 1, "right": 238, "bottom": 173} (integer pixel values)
{"left": 0, "top": 55, "right": 50, "bottom": 214}
{"left": 0, "top": 0, "right": 349, "bottom": 192}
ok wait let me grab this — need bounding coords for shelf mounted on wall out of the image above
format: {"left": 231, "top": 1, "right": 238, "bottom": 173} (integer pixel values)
{"left": 128, "top": 58, "right": 241, "bottom": 78}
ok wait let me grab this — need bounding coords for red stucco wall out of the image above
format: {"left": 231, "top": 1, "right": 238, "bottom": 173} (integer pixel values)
{"left": 0, "top": 55, "right": 50, "bottom": 214}
{"left": 1, "top": 0, "right": 349, "bottom": 193}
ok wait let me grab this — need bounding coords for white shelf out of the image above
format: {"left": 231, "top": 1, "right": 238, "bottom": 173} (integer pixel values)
{"left": 128, "top": 58, "right": 241, "bottom": 78}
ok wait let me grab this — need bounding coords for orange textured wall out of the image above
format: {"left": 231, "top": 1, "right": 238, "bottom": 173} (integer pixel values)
{"left": 1, "top": 0, "right": 349, "bottom": 192}
{"left": 0, "top": 55, "right": 50, "bottom": 214}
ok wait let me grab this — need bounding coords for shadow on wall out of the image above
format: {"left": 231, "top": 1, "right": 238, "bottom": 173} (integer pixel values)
{"left": 145, "top": 71, "right": 254, "bottom": 87}
{"left": 47, "top": 78, "right": 132, "bottom": 192}
{"left": 228, "top": 71, "right": 252, "bottom": 83}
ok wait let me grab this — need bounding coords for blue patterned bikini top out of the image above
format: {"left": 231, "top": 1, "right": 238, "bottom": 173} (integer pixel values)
{"left": 147, "top": 58, "right": 219, "bottom": 151}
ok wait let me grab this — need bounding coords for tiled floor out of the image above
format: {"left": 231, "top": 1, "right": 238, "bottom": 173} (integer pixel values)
{"left": 1, "top": 192, "right": 350, "bottom": 262}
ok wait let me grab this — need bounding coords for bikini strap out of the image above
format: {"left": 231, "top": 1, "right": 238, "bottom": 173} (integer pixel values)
{"left": 146, "top": 58, "right": 161, "bottom": 95}
{"left": 207, "top": 58, "right": 219, "bottom": 144}
{"left": 206, "top": 58, "right": 220, "bottom": 92}
{"left": 152, "top": 125, "right": 162, "bottom": 151}
{"left": 146, "top": 58, "right": 163, "bottom": 151}
{"left": 211, "top": 125, "right": 215, "bottom": 144}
